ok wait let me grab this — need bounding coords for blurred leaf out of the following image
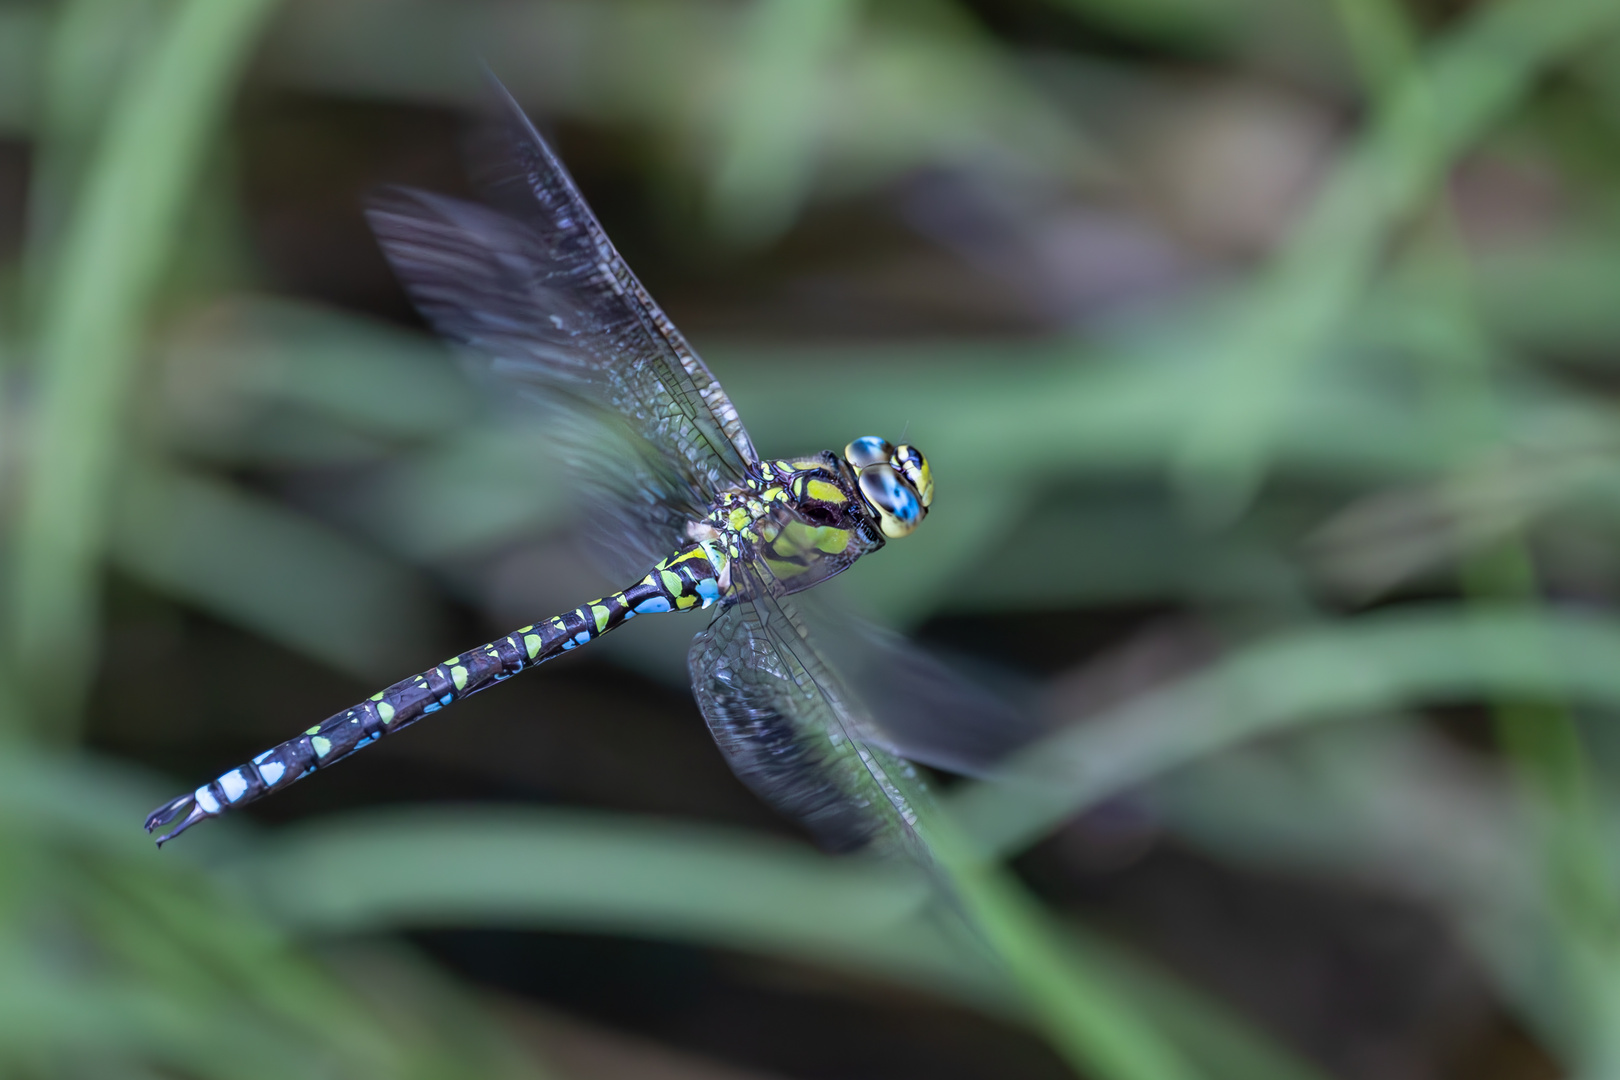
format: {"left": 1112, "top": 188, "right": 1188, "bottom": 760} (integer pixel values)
{"left": 819, "top": 0, "right": 1104, "bottom": 194}
{"left": 109, "top": 458, "right": 437, "bottom": 680}
{"left": 706, "top": 0, "right": 861, "bottom": 244}
{"left": 11, "top": 0, "right": 280, "bottom": 726}
{"left": 232, "top": 807, "right": 951, "bottom": 978}
{"left": 166, "top": 298, "right": 480, "bottom": 445}
{"left": 954, "top": 604, "right": 1620, "bottom": 857}
{"left": 154, "top": 300, "right": 571, "bottom": 557}
{"left": 1312, "top": 452, "right": 1620, "bottom": 600}
{"left": 24, "top": 0, "right": 165, "bottom": 262}
{"left": 232, "top": 805, "right": 1329, "bottom": 1080}
{"left": 333, "top": 418, "right": 571, "bottom": 561}
{"left": 1040, "top": 0, "right": 1256, "bottom": 47}
{"left": 0, "top": 743, "right": 557, "bottom": 1079}
{"left": 257, "top": 0, "right": 1100, "bottom": 224}
{"left": 1470, "top": 231, "right": 1620, "bottom": 355}
{"left": 1146, "top": 720, "right": 1579, "bottom": 1052}
{"left": 714, "top": 336, "right": 1617, "bottom": 488}
{"left": 195, "top": 310, "right": 1613, "bottom": 518}
{"left": 0, "top": 5, "right": 45, "bottom": 138}
{"left": 912, "top": 803, "right": 1203, "bottom": 1080}
{"left": 1172, "top": 0, "right": 1620, "bottom": 520}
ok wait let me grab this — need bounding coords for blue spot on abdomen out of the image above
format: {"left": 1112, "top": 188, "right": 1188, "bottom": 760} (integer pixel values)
{"left": 219, "top": 769, "right": 249, "bottom": 802}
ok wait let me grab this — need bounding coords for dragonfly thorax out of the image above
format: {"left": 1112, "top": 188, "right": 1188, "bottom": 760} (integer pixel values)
{"left": 686, "top": 451, "right": 896, "bottom": 597}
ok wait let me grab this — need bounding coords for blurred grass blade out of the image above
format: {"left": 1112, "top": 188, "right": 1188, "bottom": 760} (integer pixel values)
{"left": 11, "top": 0, "right": 279, "bottom": 727}
{"left": 1143, "top": 721, "right": 1577, "bottom": 1051}
{"left": 1171, "top": 0, "right": 1620, "bottom": 520}
{"left": 707, "top": 0, "right": 860, "bottom": 244}
{"left": 1331, "top": 0, "right": 1417, "bottom": 102}
{"left": 230, "top": 805, "right": 1325, "bottom": 1080}
{"left": 109, "top": 459, "right": 436, "bottom": 680}
{"left": 339, "top": 418, "right": 572, "bottom": 561}
{"left": 878, "top": 744, "right": 1201, "bottom": 1080}
{"left": 259, "top": 0, "right": 1101, "bottom": 201}
{"left": 0, "top": 744, "right": 542, "bottom": 1078}
{"left": 1470, "top": 234, "right": 1620, "bottom": 354}
{"left": 168, "top": 298, "right": 480, "bottom": 443}
{"left": 913, "top": 803, "right": 1201, "bottom": 1080}
{"left": 954, "top": 604, "right": 1620, "bottom": 857}
{"left": 231, "top": 807, "right": 970, "bottom": 991}
{"left": 716, "top": 336, "right": 1617, "bottom": 492}
{"left": 24, "top": 0, "right": 164, "bottom": 267}
{"left": 1040, "top": 0, "right": 1260, "bottom": 46}
{"left": 0, "top": 6, "right": 46, "bottom": 138}
{"left": 0, "top": 972, "right": 332, "bottom": 1079}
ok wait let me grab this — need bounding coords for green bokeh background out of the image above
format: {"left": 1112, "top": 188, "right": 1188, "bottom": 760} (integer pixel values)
{"left": 5, "top": 0, "right": 1620, "bottom": 1076}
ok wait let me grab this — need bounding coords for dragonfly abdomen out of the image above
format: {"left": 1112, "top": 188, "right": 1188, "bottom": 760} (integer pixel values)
{"left": 145, "top": 541, "right": 730, "bottom": 845}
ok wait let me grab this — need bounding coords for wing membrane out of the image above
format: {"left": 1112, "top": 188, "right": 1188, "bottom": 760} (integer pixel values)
{"left": 688, "top": 589, "right": 934, "bottom": 863}
{"left": 366, "top": 79, "right": 760, "bottom": 574}
{"left": 790, "top": 593, "right": 1045, "bottom": 777}
{"left": 474, "top": 79, "right": 758, "bottom": 476}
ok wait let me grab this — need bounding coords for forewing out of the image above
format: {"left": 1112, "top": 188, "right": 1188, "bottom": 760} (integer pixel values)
{"left": 688, "top": 592, "right": 934, "bottom": 863}
{"left": 469, "top": 75, "right": 759, "bottom": 479}
{"left": 366, "top": 79, "right": 761, "bottom": 574}
{"left": 539, "top": 394, "right": 717, "bottom": 580}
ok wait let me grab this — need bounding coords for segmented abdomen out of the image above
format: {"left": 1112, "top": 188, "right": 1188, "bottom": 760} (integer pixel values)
{"left": 145, "top": 540, "right": 729, "bottom": 845}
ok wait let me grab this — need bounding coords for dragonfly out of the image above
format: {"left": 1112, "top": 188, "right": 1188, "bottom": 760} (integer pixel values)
{"left": 145, "top": 81, "right": 1008, "bottom": 859}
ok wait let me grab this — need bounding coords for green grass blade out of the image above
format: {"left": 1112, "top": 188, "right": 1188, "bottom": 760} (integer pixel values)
{"left": 0, "top": 743, "right": 548, "bottom": 1078}
{"left": 11, "top": 0, "right": 279, "bottom": 727}
{"left": 1171, "top": 0, "right": 1620, "bottom": 520}
{"left": 228, "top": 805, "right": 1326, "bottom": 1080}
{"left": 707, "top": 0, "right": 861, "bottom": 243}
{"left": 914, "top": 804, "right": 1202, "bottom": 1080}
{"left": 229, "top": 807, "right": 981, "bottom": 995}
{"left": 953, "top": 604, "right": 1620, "bottom": 857}
{"left": 0, "top": 6, "right": 45, "bottom": 138}
{"left": 108, "top": 459, "right": 438, "bottom": 679}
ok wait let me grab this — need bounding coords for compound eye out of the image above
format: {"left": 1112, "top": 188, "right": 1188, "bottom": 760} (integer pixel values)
{"left": 892, "top": 445, "right": 933, "bottom": 508}
{"left": 857, "top": 464, "right": 923, "bottom": 539}
{"left": 845, "top": 436, "right": 895, "bottom": 469}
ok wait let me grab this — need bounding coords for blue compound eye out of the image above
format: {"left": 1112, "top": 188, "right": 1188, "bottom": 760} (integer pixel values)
{"left": 857, "top": 464, "right": 924, "bottom": 539}
{"left": 891, "top": 444, "right": 933, "bottom": 508}
{"left": 844, "top": 436, "right": 895, "bottom": 469}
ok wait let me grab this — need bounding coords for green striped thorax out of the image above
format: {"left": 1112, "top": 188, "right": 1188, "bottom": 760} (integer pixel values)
{"left": 689, "top": 436, "right": 932, "bottom": 598}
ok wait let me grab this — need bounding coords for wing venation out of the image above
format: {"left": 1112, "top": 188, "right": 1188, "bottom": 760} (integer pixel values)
{"left": 365, "top": 78, "right": 761, "bottom": 576}
{"left": 688, "top": 591, "right": 934, "bottom": 863}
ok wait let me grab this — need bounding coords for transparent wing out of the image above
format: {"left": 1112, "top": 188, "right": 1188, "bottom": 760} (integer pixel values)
{"left": 688, "top": 587, "right": 934, "bottom": 863}
{"left": 792, "top": 595, "right": 1045, "bottom": 778}
{"left": 534, "top": 393, "right": 720, "bottom": 580}
{"left": 366, "top": 78, "right": 760, "bottom": 575}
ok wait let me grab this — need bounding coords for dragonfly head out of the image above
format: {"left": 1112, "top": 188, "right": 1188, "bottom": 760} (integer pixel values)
{"left": 844, "top": 436, "right": 932, "bottom": 539}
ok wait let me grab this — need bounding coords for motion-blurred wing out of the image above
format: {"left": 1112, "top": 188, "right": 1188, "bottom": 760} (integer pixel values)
{"left": 796, "top": 598, "right": 1044, "bottom": 777}
{"left": 688, "top": 591, "right": 933, "bottom": 862}
{"left": 366, "top": 79, "right": 760, "bottom": 574}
